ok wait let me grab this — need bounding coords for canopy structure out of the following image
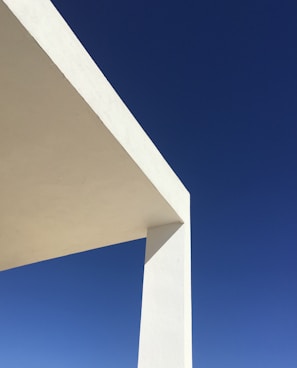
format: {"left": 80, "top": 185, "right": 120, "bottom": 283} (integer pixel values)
{"left": 0, "top": 1, "right": 192, "bottom": 367}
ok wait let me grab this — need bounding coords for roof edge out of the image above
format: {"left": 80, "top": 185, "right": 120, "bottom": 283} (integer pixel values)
{"left": 3, "top": 0, "right": 190, "bottom": 222}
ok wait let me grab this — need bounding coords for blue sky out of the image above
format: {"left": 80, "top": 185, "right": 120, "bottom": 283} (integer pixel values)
{"left": 1, "top": 0, "right": 296, "bottom": 367}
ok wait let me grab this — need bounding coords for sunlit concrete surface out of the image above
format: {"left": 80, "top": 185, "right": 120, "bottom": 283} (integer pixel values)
{"left": 139, "top": 223, "right": 192, "bottom": 368}
{"left": 0, "top": 1, "right": 192, "bottom": 366}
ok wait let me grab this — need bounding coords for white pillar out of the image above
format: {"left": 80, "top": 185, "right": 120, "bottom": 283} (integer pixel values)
{"left": 138, "top": 222, "right": 192, "bottom": 368}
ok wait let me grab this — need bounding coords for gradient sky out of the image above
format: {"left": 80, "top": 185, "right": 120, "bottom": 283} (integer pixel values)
{"left": 1, "top": 0, "right": 296, "bottom": 367}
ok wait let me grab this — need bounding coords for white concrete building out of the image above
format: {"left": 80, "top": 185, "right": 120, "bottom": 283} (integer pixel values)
{"left": 0, "top": 1, "right": 192, "bottom": 366}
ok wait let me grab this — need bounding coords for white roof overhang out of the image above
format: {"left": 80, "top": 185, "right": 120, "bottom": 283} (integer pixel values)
{"left": 0, "top": 0, "right": 189, "bottom": 271}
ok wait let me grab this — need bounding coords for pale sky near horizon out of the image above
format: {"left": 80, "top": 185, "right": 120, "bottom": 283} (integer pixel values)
{"left": 1, "top": 0, "right": 296, "bottom": 367}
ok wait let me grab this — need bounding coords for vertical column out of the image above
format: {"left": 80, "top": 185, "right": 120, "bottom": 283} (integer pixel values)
{"left": 138, "top": 221, "right": 192, "bottom": 368}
